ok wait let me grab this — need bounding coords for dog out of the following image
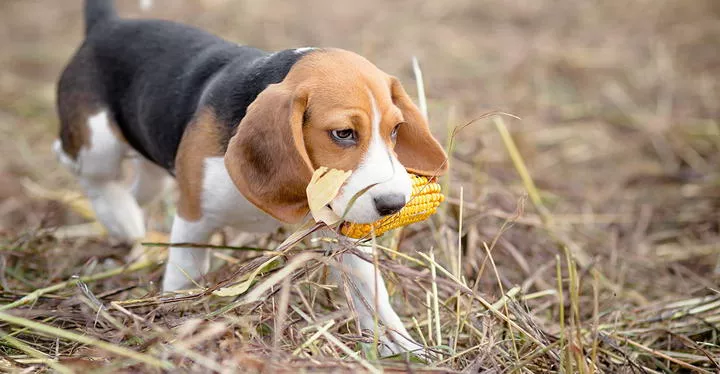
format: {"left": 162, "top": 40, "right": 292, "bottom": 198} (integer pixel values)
{"left": 54, "top": 0, "right": 448, "bottom": 356}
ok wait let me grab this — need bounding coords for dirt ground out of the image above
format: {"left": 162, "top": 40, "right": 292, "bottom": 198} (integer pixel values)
{"left": 0, "top": 0, "right": 718, "bottom": 373}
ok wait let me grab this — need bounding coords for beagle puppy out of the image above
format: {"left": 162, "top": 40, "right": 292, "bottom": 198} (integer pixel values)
{"left": 55, "top": 0, "right": 447, "bottom": 356}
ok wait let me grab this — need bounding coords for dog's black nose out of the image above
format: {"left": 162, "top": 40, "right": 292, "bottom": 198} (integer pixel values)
{"left": 374, "top": 194, "right": 406, "bottom": 216}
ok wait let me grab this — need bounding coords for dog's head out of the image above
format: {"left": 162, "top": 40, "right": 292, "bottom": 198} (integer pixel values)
{"left": 226, "top": 49, "right": 447, "bottom": 224}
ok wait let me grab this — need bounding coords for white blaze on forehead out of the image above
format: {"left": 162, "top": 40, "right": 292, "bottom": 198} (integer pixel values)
{"left": 328, "top": 89, "right": 413, "bottom": 224}
{"left": 365, "top": 91, "right": 392, "bottom": 180}
{"left": 294, "top": 47, "right": 315, "bottom": 54}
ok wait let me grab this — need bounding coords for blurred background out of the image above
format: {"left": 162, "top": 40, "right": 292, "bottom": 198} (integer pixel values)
{"left": 0, "top": 0, "right": 718, "bottom": 370}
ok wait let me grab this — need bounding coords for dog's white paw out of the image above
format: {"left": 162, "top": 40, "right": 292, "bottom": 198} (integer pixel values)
{"left": 371, "top": 331, "right": 433, "bottom": 360}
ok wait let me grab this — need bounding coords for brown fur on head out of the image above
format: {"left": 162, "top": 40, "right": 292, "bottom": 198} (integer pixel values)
{"left": 225, "top": 49, "right": 447, "bottom": 223}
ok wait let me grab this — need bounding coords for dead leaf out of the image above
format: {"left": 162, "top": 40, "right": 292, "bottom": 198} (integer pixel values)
{"left": 212, "top": 257, "right": 284, "bottom": 297}
{"left": 305, "top": 167, "right": 351, "bottom": 226}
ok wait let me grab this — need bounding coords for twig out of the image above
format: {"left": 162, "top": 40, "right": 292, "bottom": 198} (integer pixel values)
{"left": 0, "top": 328, "right": 74, "bottom": 374}
{"left": 0, "top": 259, "right": 159, "bottom": 311}
{"left": 0, "top": 312, "right": 173, "bottom": 369}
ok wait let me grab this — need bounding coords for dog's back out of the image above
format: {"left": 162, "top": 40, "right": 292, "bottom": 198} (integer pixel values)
{"left": 59, "top": 0, "right": 262, "bottom": 169}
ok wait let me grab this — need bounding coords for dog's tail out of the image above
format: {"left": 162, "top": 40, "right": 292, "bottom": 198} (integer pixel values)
{"left": 85, "top": 0, "right": 116, "bottom": 35}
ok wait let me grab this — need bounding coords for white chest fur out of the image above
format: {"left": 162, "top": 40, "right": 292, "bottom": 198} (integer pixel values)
{"left": 201, "top": 157, "right": 282, "bottom": 232}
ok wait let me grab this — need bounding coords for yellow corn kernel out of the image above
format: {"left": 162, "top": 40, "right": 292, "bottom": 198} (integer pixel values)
{"left": 340, "top": 174, "right": 444, "bottom": 239}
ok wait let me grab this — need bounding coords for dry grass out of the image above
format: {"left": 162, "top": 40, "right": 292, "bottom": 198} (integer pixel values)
{"left": 0, "top": 0, "right": 719, "bottom": 372}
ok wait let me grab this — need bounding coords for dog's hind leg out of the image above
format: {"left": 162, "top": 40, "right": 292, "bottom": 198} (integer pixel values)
{"left": 130, "top": 155, "right": 173, "bottom": 206}
{"left": 54, "top": 110, "right": 145, "bottom": 242}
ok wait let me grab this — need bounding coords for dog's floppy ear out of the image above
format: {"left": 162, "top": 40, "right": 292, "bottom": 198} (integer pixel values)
{"left": 225, "top": 83, "right": 313, "bottom": 223}
{"left": 390, "top": 77, "right": 448, "bottom": 176}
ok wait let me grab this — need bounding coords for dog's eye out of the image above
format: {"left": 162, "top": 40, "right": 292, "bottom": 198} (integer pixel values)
{"left": 391, "top": 124, "right": 402, "bottom": 141}
{"left": 330, "top": 129, "right": 357, "bottom": 145}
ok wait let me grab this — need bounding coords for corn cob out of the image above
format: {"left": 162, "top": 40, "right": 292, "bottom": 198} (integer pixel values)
{"left": 340, "top": 174, "right": 444, "bottom": 239}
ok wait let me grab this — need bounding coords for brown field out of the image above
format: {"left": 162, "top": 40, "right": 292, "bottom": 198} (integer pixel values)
{"left": 0, "top": 0, "right": 718, "bottom": 372}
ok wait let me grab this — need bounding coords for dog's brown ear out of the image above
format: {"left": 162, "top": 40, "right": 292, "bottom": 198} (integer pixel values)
{"left": 390, "top": 77, "right": 448, "bottom": 177}
{"left": 225, "top": 83, "right": 313, "bottom": 223}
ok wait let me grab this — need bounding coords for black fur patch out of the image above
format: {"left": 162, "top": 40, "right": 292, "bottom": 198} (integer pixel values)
{"left": 60, "top": 13, "right": 312, "bottom": 171}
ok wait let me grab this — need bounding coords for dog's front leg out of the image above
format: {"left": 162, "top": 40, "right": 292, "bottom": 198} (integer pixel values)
{"left": 162, "top": 215, "right": 218, "bottom": 292}
{"left": 330, "top": 241, "right": 426, "bottom": 357}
